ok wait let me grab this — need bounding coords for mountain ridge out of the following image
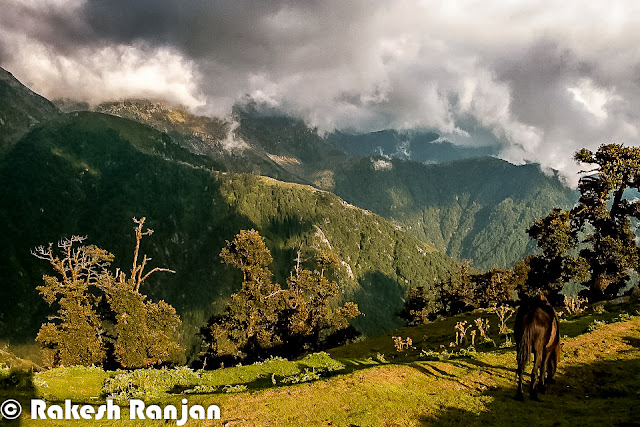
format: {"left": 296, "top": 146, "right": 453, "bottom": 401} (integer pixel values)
{"left": 0, "top": 66, "right": 578, "bottom": 347}
{"left": 0, "top": 68, "right": 59, "bottom": 152}
{"left": 47, "top": 93, "right": 577, "bottom": 269}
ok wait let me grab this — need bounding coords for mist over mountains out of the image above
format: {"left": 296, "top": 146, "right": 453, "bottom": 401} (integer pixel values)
{"left": 0, "top": 67, "right": 577, "bottom": 350}
{"left": 74, "top": 95, "right": 576, "bottom": 269}
{"left": 52, "top": 84, "right": 579, "bottom": 269}
{"left": 3, "top": 1, "right": 639, "bottom": 184}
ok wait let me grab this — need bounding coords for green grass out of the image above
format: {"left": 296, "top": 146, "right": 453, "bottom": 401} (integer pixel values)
{"left": 34, "top": 366, "right": 106, "bottom": 403}
{"left": 2, "top": 301, "right": 639, "bottom": 425}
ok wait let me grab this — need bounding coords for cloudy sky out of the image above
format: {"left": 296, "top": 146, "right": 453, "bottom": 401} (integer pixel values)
{"left": 2, "top": 0, "right": 639, "bottom": 183}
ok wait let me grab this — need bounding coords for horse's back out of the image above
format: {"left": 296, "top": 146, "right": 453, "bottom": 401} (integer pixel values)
{"left": 515, "top": 297, "right": 559, "bottom": 354}
{"left": 531, "top": 306, "right": 557, "bottom": 349}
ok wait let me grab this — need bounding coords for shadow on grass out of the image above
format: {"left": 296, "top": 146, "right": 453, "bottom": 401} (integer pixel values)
{"left": 0, "top": 369, "right": 36, "bottom": 426}
{"left": 622, "top": 336, "right": 640, "bottom": 348}
{"left": 445, "top": 357, "right": 517, "bottom": 381}
{"left": 420, "top": 357, "right": 640, "bottom": 426}
{"left": 410, "top": 362, "right": 457, "bottom": 379}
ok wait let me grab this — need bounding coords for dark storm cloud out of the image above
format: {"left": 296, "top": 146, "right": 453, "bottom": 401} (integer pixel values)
{"left": 0, "top": 1, "right": 91, "bottom": 59}
{"left": 82, "top": 1, "right": 275, "bottom": 55}
{"left": 490, "top": 36, "right": 640, "bottom": 172}
{"left": 2, "top": 0, "right": 640, "bottom": 183}
{"left": 79, "top": 1, "right": 372, "bottom": 67}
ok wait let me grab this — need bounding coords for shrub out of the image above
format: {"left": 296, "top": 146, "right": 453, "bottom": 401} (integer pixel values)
{"left": 102, "top": 352, "right": 344, "bottom": 400}
{"left": 564, "top": 295, "right": 587, "bottom": 315}
{"left": 587, "top": 319, "right": 607, "bottom": 332}
{"left": 103, "top": 366, "right": 199, "bottom": 403}
{"left": 491, "top": 305, "right": 515, "bottom": 335}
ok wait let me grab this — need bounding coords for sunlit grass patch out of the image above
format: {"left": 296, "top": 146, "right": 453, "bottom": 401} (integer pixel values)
{"left": 4, "top": 303, "right": 639, "bottom": 426}
{"left": 34, "top": 365, "right": 107, "bottom": 402}
{"left": 95, "top": 352, "right": 347, "bottom": 404}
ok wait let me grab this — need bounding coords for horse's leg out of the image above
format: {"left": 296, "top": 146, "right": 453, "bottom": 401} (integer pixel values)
{"left": 515, "top": 362, "right": 524, "bottom": 401}
{"left": 546, "top": 354, "right": 557, "bottom": 384}
{"left": 539, "top": 351, "right": 551, "bottom": 394}
{"left": 530, "top": 349, "right": 542, "bottom": 401}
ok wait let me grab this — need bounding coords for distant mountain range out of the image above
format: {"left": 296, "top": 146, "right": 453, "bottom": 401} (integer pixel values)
{"left": 327, "top": 129, "right": 499, "bottom": 163}
{"left": 78, "top": 98, "right": 576, "bottom": 269}
{"left": 229, "top": 104, "right": 578, "bottom": 269}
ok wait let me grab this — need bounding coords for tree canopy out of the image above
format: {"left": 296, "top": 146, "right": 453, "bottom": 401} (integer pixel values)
{"left": 525, "top": 144, "right": 640, "bottom": 302}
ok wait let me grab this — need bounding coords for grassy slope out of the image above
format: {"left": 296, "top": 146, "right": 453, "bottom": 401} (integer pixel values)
{"left": 3, "top": 303, "right": 639, "bottom": 426}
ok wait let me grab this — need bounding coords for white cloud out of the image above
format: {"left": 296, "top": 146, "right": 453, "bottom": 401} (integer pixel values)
{"left": 2, "top": 0, "right": 640, "bottom": 184}
{"left": 372, "top": 158, "right": 393, "bottom": 171}
{"left": 567, "top": 78, "right": 615, "bottom": 121}
{"left": 2, "top": 31, "right": 204, "bottom": 108}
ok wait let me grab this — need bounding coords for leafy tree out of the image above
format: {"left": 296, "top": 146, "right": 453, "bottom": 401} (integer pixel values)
{"left": 404, "top": 263, "right": 517, "bottom": 324}
{"left": 219, "top": 228, "right": 274, "bottom": 282}
{"left": 33, "top": 218, "right": 182, "bottom": 368}
{"left": 526, "top": 144, "right": 640, "bottom": 301}
{"left": 525, "top": 211, "right": 571, "bottom": 300}
{"left": 573, "top": 144, "right": 640, "bottom": 299}
{"left": 281, "top": 251, "right": 360, "bottom": 350}
{"left": 33, "top": 237, "right": 112, "bottom": 367}
{"left": 400, "top": 286, "right": 440, "bottom": 325}
{"left": 200, "top": 231, "right": 359, "bottom": 365}
{"left": 471, "top": 268, "right": 516, "bottom": 307}
{"left": 106, "top": 286, "right": 182, "bottom": 368}
{"left": 211, "top": 229, "right": 285, "bottom": 360}
{"left": 439, "top": 261, "right": 474, "bottom": 315}
{"left": 105, "top": 218, "right": 182, "bottom": 368}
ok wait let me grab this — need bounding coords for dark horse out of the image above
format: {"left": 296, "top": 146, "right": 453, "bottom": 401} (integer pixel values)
{"left": 514, "top": 295, "right": 561, "bottom": 400}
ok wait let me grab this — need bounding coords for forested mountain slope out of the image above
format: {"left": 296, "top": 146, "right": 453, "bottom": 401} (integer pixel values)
{"left": 56, "top": 95, "right": 577, "bottom": 269}
{"left": 331, "top": 156, "right": 577, "bottom": 268}
{"left": 234, "top": 110, "right": 578, "bottom": 269}
{"left": 0, "top": 111, "right": 458, "bottom": 351}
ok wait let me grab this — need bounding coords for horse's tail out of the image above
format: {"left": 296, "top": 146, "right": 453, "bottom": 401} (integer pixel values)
{"left": 517, "top": 322, "right": 532, "bottom": 368}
